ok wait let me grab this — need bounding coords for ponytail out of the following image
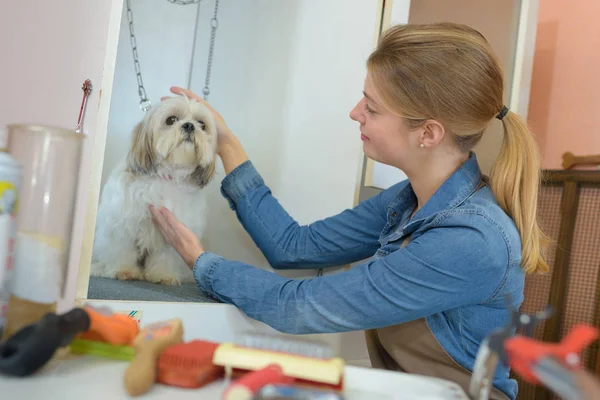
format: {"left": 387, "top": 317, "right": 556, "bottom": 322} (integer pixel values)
{"left": 489, "top": 111, "right": 549, "bottom": 274}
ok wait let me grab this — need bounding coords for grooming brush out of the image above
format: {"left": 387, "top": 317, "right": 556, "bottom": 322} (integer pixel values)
{"left": 212, "top": 332, "right": 345, "bottom": 392}
{"left": 123, "top": 318, "right": 184, "bottom": 396}
{"left": 222, "top": 364, "right": 294, "bottom": 400}
{"left": 156, "top": 339, "right": 224, "bottom": 389}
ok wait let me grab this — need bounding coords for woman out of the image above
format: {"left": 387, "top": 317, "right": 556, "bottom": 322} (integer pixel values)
{"left": 150, "top": 22, "right": 547, "bottom": 400}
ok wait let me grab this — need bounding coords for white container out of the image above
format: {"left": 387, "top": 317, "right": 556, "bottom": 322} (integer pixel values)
{"left": 2, "top": 124, "right": 83, "bottom": 340}
{"left": 0, "top": 127, "right": 22, "bottom": 331}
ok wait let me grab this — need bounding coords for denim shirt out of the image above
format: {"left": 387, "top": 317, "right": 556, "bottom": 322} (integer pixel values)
{"left": 193, "top": 152, "right": 525, "bottom": 399}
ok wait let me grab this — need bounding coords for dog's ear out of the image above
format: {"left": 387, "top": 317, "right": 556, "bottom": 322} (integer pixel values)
{"left": 126, "top": 121, "right": 156, "bottom": 175}
{"left": 190, "top": 160, "right": 216, "bottom": 188}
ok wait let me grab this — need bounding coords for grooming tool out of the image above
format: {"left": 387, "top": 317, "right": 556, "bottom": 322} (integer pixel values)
{"left": 212, "top": 332, "right": 345, "bottom": 392}
{"left": 69, "top": 338, "right": 135, "bottom": 361}
{"left": 75, "top": 79, "right": 92, "bottom": 135}
{"left": 157, "top": 339, "right": 224, "bottom": 389}
{"left": 123, "top": 318, "right": 184, "bottom": 396}
{"left": 469, "top": 297, "right": 554, "bottom": 400}
{"left": 0, "top": 308, "right": 91, "bottom": 376}
{"left": 223, "top": 364, "right": 294, "bottom": 400}
{"left": 0, "top": 305, "right": 139, "bottom": 376}
{"left": 469, "top": 296, "right": 598, "bottom": 400}
{"left": 253, "top": 384, "right": 346, "bottom": 400}
{"left": 504, "top": 324, "right": 598, "bottom": 400}
{"left": 77, "top": 305, "right": 139, "bottom": 345}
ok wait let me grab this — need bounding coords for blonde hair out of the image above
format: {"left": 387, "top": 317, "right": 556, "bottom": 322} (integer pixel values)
{"left": 367, "top": 22, "right": 548, "bottom": 274}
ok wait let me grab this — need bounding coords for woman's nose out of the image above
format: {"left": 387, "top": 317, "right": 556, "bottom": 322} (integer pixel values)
{"left": 349, "top": 100, "right": 364, "bottom": 123}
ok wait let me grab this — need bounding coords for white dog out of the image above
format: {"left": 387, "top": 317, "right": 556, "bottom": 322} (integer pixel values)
{"left": 90, "top": 96, "right": 217, "bottom": 285}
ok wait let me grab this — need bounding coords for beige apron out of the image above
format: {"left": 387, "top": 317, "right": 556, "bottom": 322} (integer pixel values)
{"left": 365, "top": 233, "right": 508, "bottom": 400}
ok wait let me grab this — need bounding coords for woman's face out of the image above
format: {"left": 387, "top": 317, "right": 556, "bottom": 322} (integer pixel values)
{"left": 349, "top": 74, "right": 422, "bottom": 172}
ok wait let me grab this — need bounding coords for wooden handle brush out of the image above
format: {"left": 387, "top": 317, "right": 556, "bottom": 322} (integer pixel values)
{"left": 123, "top": 319, "right": 184, "bottom": 396}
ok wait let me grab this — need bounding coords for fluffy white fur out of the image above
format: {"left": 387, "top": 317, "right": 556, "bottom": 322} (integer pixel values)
{"left": 91, "top": 96, "right": 217, "bottom": 285}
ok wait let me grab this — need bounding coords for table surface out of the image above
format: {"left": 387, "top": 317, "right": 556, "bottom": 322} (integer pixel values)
{"left": 0, "top": 354, "right": 470, "bottom": 399}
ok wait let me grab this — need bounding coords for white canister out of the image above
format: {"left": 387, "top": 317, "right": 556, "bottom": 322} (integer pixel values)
{"left": 0, "top": 127, "right": 22, "bottom": 330}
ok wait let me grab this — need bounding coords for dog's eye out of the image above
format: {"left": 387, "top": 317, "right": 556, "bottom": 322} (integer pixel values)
{"left": 197, "top": 121, "right": 206, "bottom": 130}
{"left": 166, "top": 116, "right": 178, "bottom": 126}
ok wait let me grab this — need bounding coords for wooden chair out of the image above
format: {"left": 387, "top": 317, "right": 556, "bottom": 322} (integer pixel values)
{"left": 562, "top": 152, "right": 600, "bottom": 170}
{"left": 515, "top": 162, "right": 600, "bottom": 399}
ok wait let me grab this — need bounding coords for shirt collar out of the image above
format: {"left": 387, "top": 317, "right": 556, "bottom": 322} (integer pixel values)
{"left": 397, "top": 152, "right": 483, "bottom": 230}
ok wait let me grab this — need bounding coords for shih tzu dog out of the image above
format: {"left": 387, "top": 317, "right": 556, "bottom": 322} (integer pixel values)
{"left": 90, "top": 95, "right": 217, "bottom": 285}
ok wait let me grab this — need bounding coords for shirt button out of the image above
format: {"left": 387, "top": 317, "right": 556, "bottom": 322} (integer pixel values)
{"left": 391, "top": 212, "right": 397, "bottom": 217}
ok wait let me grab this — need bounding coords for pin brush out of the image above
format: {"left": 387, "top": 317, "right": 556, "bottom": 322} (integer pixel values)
{"left": 213, "top": 332, "right": 345, "bottom": 391}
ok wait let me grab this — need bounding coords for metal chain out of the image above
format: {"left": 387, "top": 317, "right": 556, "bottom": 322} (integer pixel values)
{"left": 126, "top": 0, "right": 151, "bottom": 111}
{"left": 203, "top": 0, "right": 219, "bottom": 100}
{"left": 125, "top": 0, "right": 219, "bottom": 111}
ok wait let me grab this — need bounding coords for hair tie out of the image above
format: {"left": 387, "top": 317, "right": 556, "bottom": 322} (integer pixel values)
{"left": 496, "top": 106, "right": 509, "bottom": 120}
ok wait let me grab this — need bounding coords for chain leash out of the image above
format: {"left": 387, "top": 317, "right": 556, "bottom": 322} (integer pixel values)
{"left": 125, "top": 0, "right": 219, "bottom": 111}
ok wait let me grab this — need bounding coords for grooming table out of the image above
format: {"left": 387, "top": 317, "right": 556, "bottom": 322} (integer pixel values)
{"left": 87, "top": 276, "right": 220, "bottom": 303}
{"left": 0, "top": 354, "right": 469, "bottom": 399}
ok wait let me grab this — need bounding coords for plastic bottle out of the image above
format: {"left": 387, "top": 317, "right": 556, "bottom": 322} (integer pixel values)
{"left": 2, "top": 124, "right": 84, "bottom": 340}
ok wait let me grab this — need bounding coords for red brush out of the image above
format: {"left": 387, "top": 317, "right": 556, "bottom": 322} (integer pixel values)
{"left": 157, "top": 340, "right": 224, "bottom": 388}
{"left": 222, "top": 364, "right": 294, "bottom": 400}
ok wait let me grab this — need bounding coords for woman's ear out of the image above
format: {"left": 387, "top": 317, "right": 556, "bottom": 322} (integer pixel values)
{"left": 419, "top": 120, "right": 446, "bottom": 148}
{"left": 126, "top": 122, "right": 156, "bottom": 175}
{"left": 190, "top": 160, "right": 216, "bottom": 188}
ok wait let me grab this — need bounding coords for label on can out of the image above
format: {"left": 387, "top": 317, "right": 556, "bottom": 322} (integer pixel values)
{"left": 0, "top": 180, "right": 18, "bottom": 330}
{"left": 0, "top": 181, "right": 18, "bottom": 285}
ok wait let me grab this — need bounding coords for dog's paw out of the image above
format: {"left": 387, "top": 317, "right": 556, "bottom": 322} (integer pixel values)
{"left": 114, "top": 265, "right": 144, "bottom": 281}
{"left": 144, "top": 270, "right": 181, "bottom": 286}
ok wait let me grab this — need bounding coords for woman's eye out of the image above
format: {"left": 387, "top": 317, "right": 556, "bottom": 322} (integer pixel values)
{"left": 166, "top": 116, "right": 178, "bottom": 125}
{"left": 197, "top": 121, "right": 206, "bottom": 130}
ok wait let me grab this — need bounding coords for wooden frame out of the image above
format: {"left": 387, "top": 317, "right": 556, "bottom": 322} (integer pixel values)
{"left": 74, "top": 0, "right": 124, "bottom": 302}
{"left": 518, "top": 169, "right": 600, "bottom": 400}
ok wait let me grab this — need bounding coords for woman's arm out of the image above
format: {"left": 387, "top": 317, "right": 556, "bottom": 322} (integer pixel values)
{"left": 168, "top": 86, "right": 396, "bottom": 269}
{"left": 192, "top": 211, "right": 511, "bottom": 334}
{"left": 220, "top": 159, "right": 398, "bottom": 269}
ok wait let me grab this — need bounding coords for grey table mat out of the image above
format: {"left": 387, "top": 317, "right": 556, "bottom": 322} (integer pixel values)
{"left": 87, "top": 276, "right": 220, "bottom": 303}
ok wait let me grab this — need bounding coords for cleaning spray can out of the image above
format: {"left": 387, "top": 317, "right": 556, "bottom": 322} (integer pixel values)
{"left": 0, "top": 127, "right": 22, "bottom": 333}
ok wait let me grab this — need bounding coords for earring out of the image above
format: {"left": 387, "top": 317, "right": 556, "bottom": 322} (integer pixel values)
{"left": 419, "top": 143, "right": 425, "bottom": 148}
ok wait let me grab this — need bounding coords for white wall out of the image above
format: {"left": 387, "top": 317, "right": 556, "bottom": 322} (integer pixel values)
{"left": 189, "top": 0, "right": 381, "bottom": 280}
{"left": 101, "top": 0, "right": 200, "bottom": 187}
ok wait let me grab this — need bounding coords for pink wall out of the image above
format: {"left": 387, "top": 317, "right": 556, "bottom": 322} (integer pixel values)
{"left": 528, "top": 0, "right": 600, "bottom": 169}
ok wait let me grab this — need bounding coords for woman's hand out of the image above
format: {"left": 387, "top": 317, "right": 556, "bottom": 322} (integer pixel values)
{"left": 162, "top": 86, "right": 249, "bottom": 174}
{"left": 149, "top": 205, "right": 204, "bottom": 268}
{"left": 162, "top": 86, "right": 235, "bottom": 149}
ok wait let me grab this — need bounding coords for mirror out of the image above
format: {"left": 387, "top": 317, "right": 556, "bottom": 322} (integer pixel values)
{"left": 83, "top": 0, "right": 382, "bottom": 302}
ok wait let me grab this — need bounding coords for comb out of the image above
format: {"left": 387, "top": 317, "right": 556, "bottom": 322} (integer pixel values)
{"left": 212, "top": 332, "right": 345, "bottom": 392}
{"left": 156, "top": 340, "right": 224, "bottom": 389}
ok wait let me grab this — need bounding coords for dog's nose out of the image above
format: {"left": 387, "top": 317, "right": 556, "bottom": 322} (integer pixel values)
{"left": 181, "top": 122, "right": 195, "bottom": 134}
